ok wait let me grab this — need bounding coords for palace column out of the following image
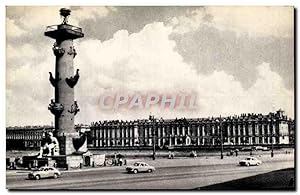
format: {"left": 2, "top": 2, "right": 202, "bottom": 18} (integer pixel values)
{"left": 267, "top": 123, "right": 270, "bottom": 144}
{"left": 108, "top": 125, "right": 112, "bottom": 147}
{"left": 187, "top": 125, "right": 191, "bottom": 136}
{"left": 262, "top": 124, "right": 265, "bottom": 145}
{"left": 232, "top": 124, "right": 236, "bottom": 145}
{"left": 96, "top": 127, "right": 100, "bottom": 147}
{"left": 248, "top": 122, "right": 252, "bottom": 145}
{"left": 202, "top": 125, "right": 205, "bottom": 145}
{"left": 104, "top": 125, "right": 107, "bottom": 147}
{"left": 131, "top": 124, "right": 134, "bottom": 146}
{"left": 237, "top": 124, "right": 241, "bottom": 145}
{"left": 121, "top": 124, "right": 125, "bottom": 146}
{"left": 197, "top": 124, "right": 200, "bottom": 146}
{"left": 162, "top": 124, "right": 166, "bottom": 146}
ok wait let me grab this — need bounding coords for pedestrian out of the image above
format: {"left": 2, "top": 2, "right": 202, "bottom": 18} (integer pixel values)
{"left": 235, "top": 150, "right": 238, "bottom": 156}
{"left": 171, "top": 152, "right": 175, "bottom": 159}
{"left": 119, "top": 158, "right": 123, "bottom": 166}
{"left": 113, "top": 153, "right": 117, "bottom": 166}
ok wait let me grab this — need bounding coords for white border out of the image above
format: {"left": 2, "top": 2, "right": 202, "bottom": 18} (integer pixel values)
{"left": 1, "top": 1, "right": 298, "bottom": 195}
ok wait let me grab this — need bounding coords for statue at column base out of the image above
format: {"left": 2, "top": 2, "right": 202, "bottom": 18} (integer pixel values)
{"left": 37, "top": 132, "right": 60, "bottom": 158}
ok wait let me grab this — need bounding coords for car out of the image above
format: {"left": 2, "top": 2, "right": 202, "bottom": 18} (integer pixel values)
{"left": 252, "top": 146, "right": 270, "bottom": 151}
{"left": 28, "top": 166, "right": 61, "bottom": 180}
{"left": 262, "top": 147, "right": 270, "bottom": 151}
{"left": 126, "top": 162, "right": 155, "bottom": 174}
{"left": 241, "top": 147, "right": 253, "bottom": 151}
{"left": 239, "top": 157, "right": 262, "bottom": 166}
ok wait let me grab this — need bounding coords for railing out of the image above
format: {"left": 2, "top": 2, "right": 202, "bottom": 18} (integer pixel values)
{"left": 45, "top": 24, "right": 83, "bottom": 33}
{"left": 45, "top": 25, "right": 58, "bottom": 31}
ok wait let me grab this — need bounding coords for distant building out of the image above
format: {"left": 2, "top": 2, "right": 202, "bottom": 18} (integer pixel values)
{"left": 6, "top": 126, "right": 54, "bottom": 150}
{"left": 6, "top": 125, "right": 90, "bottom": 150}
{"left": 6, "top": 110, "right": 294, "bottom": 150}
{"left": 89, "top": 110, "right": 294, "bottom": 149}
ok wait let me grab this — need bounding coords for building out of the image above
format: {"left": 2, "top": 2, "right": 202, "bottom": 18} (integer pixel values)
{"left": 6, "top": 110, "right": 294, "bottom": 151}
{"left": 6, "top": 126, "right": 54, "bottom": 150}
{"left": 89, "top": 110, "right": 294, "bottom": 149}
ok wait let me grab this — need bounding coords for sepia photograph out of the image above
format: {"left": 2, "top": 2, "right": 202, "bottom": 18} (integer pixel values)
{"left": 5, "top": 5, "right": 295, "bottom": 190}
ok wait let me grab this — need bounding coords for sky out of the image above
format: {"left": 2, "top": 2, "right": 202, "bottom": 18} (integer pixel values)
{"left": 6, "top": 6, "right": 294, "bottom": 126}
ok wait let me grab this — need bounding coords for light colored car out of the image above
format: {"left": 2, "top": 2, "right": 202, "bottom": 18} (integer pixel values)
{"left": 126, "top": 162, "right": 155, "bottom": 174}
{"left": 239, "top": 157, "right": 262, "bottom": 166}
{"left": 253, "top": 146, "right": 269, "bottom": 151}
{"left": 241, "top": 147, "right": 253, "bottom": 151}
{"left": 28, "top": 166, "right": 61, "bottom": 180}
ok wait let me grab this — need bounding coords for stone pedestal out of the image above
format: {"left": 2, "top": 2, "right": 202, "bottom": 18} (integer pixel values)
{"left": 44, "top": 155, "right": 83, "bottom": 169}
{"left": 23, "top": 156, "right": 57, "bottom": 168}
{"left": 57, "top": 135, "right": 76, "bottom": 155}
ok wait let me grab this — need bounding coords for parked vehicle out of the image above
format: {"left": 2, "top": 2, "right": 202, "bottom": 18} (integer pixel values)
{"left": 239, "top": 157, "right": 262, "bottom": 166}
{"left": 241, "top": 147, "right": 253, "bottom": 151}
{"left": 253, "top": 146, "right": 269, "bottom": 151}
{"left": 28, "top": 166, "right": 61, "bottom": 180}
{"left": 126, "top": 162, "right": 155, "bottom": 174}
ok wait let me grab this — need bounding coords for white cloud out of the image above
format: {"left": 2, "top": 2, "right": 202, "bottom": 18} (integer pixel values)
{"left": 6, "top": 54, "right": 54, "bottom": 126}
{"left": 76, "top": 22, "right": 190, "bottom": 93}
{"left": 245, "top": 63, "right": 294, "bottom": 116}
{"left": 6, "top": 6, "right": 115, "bottom": 38}
{"left": 72, "top": 7, "right": 116, "bottom": 23}
{"left": 6, "top": 18, "right": 26, "bottom": 38}
{"left": 74, "top": 22, "right": 294, "bottom": 123}
{"left": 7, "top": 43, "right": 39, "bottom": 61}
{"left": 6, "top": 20, "right": 294, "bottom": 126}
{"left": 169, "top": 9, "right": 208, "bottom": 34}
{"left": 170, "top": 6, "right": 294, "bottom": 38}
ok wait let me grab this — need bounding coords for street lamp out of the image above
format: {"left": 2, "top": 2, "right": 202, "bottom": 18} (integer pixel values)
{"left": 220, "top": 117, "right": 224, "bottom": 159}
{"left": 149, "top": 114, "right": 156, "bottom": 160}
{"left": 271, "top": 134, "right": 274, "bottom": 157}
{"left": 217, "top": 116, "right": 224, "bottom": 159}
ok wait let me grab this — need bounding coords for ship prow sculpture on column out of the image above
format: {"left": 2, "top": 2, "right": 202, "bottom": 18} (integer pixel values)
{"left": 39, "top": 8, "right": 88, "bottom": 168}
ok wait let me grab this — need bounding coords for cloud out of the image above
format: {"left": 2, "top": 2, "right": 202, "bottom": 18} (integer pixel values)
{"left": 6, "top": 10, "right": 294, "bottom": 126}
{"left": 245, "top": 63, "right": 294, "bottom": 116}
{"left": 169, "top": 8, "right": 208, "bottom": 34}
{"left": 73, "top": 22, "right": 294, "bottom": 123}
{"left": 6, "top": 18, "right": 26, "bottom": 38}
{"left": 6, "top": 54, "right": 54, "bottom": 126}
{"left": 76, "top": 22, "right": 191, "bottom": 93}
{"left": 170, "top": 6, "right": 294, "bottom": 38}
{"left": 7, "top": 43, "right": 39, "bottom": 61}
{"left": 6, "top": 6, "right": 115, "bottom": 39}
{"left": 71, "top": 6, "right": 116, "bottom": 23}
{"left": 195, "top": 63, "right": 294, "bottom": 118}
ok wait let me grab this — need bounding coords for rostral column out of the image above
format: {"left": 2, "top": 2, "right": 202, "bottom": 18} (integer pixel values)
{"left": 45, "top": 8, "right": 84, "bottom": 155}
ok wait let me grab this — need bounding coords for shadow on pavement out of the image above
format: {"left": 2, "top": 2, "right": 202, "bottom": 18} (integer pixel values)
{"left": 196, "top": 168, "right": 295, "bottom": 191}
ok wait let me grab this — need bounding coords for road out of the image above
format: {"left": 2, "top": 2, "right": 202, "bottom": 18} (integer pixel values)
{"left": 7, "top": 156, "right": 294, "bottom": 190}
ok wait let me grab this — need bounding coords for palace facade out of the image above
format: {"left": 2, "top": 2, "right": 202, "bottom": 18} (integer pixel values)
{"left": 6, "top": 125, "right": 91, "bottom": 150}
{"left": 6, "top": 110, "right": 295, "bottom": 151}
{"left": 6, "top": 126, "right": 54, "bottom": 150}
{"left": 89, "top": 110, "right": 294, "bottom": 149}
